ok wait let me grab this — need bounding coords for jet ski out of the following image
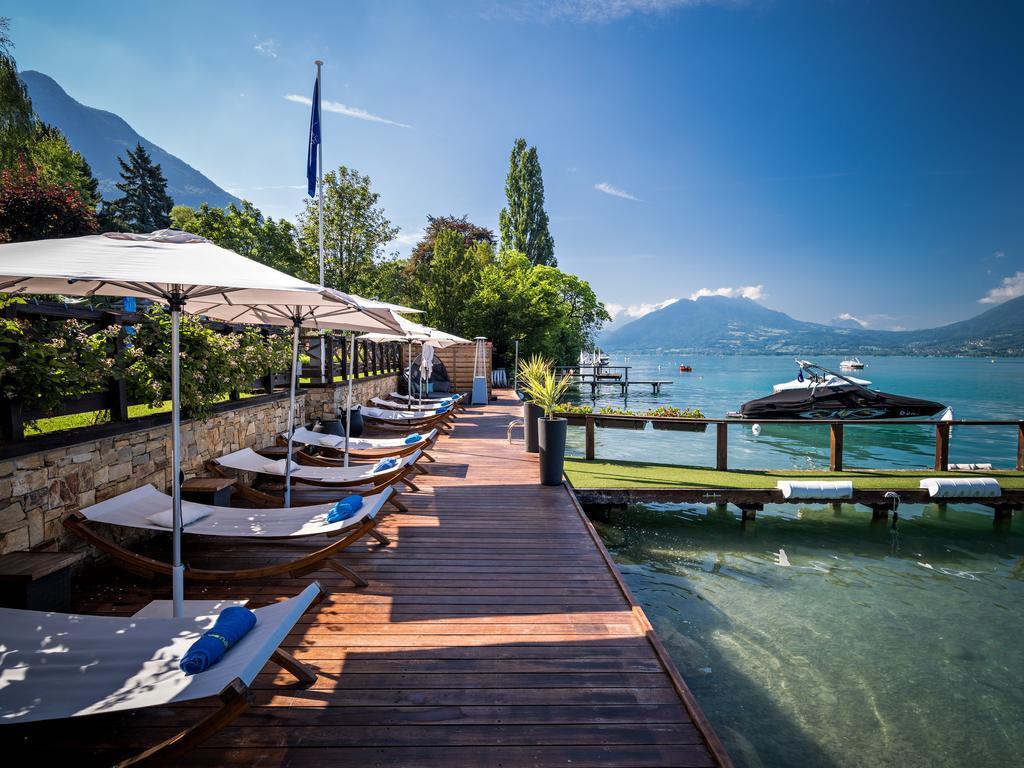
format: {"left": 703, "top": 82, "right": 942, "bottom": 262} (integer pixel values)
{"left": 729, "top": 360, "right": 948, "bottom": 421}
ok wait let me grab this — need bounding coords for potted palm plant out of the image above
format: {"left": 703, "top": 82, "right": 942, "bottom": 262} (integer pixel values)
{"left": 520, "top": 361, "right": 573, "bottom": 486}
{"left": 517, "top": 354, "right": 548, "bottom": 454}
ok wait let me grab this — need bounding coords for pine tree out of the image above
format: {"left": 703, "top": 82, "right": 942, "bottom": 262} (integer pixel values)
{"left": 498, "top": 138, "right": 556, "bottom": 267}
{"left": 102, "top": 143, "right": 173, "bottom": 232}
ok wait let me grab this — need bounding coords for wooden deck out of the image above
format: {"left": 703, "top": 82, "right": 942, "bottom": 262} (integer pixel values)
{"left": 32, "top": 391, "right": 729, "bottom": 767}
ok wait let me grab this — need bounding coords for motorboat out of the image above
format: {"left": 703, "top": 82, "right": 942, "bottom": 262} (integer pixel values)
{"left": 679, "top": 363, "right": 692, "bottom": 373}
{"left": 840, "top": 356, "right": 865, "bottom": 370}
{"left": 728, "top": 360, "right": 948, "bottom": 421}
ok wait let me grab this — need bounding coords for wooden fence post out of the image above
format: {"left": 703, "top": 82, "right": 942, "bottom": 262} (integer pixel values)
{"left": 585, "top": 415, "right": 595, "bottom": 461}
{"left": 107, "top": 329, "right": 129, "bottom": 422}
{"left": 1018, "top": 423, "right": 1023, "bottom": 472}
{"left": 829, "top": 423, "right": 844, "bottom": 472}
{"left": 0, "top": 399, "right": 24, "bottom": 442}
{"left": 716, "top": 422, "right": 728, "bottom": 471}
{"left": 324, "top": 333, "right": 335, "bottom": 385}
{"left": 934, "top": 422, "right": 950, "bottom": 471}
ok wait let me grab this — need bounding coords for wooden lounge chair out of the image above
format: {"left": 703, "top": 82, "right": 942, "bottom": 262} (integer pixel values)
{"left": 65, "top": 485, "right": 393, "bottom": 587}
{"left": 370, "top": 395, "right": 459, "bottom": 416}
{"left": 390, "top": 391, "right": 465, "bottom": 408}
{"left": 207, "top": 446, "right": 424, "bottom": 494}
{"left": 0, "top": 583, "right": 322, "bottom": 767}
{"left": 277, "top": 426, "right": 439, "bottom": 464}
{"left": 361, "top": 405, "right": 454, "bottom": 434}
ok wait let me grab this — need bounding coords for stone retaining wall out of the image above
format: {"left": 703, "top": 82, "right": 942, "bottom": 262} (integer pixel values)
{"left": 0, "top": 374, "right": 398, "bottom": 556}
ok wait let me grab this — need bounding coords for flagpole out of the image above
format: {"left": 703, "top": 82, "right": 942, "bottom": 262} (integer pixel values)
{"left": 315, "top": 59, "right": 326, "bottom": 382}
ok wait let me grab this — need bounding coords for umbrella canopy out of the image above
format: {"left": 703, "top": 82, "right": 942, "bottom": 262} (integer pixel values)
{"left": 0, "top": 230, "right": 349, "bottom": 618}
{"left": 359, "top": 315, "right": 469, "bottom": 348}
{"left": 348, "top": 294, "right": 423, "bottom": 315}
{"left": 0, "top": 231, "right": 333, "bottom": 306}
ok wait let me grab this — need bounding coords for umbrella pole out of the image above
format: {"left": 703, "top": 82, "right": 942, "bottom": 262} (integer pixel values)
{"left": 344, "top": 332, "right": 354, "bottom": 467}
{"left": 284, "top": 321, "right": 301, "bottom": 508}
{"left": 169, "top": 296, "right": 185, "bottom": 618}
{"left": 408, "top": 340, "right": 413, "bottom": 399}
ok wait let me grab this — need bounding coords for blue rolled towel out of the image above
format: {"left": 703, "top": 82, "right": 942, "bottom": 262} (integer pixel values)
{"left": 179, "top": 606, "right": 257, "bottom": 675}
{"left": 373, "top": 457, "right": 398, "bottom": 472}
{"left": 327, "top": 494, "right": 364, "bottom": 523}
{"left": 403, "top": 432, "right": 423, "bottom": 445}
{"left": 435, "top": 406, "right": 449, "bottom": 414}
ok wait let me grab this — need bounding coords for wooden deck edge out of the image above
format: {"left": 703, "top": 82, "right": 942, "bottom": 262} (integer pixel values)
{"left": 561, "top": 477, "right": 735, "bottom": 768}
{"left": 573, "top": 486, "right": 1024, "bottom": 508}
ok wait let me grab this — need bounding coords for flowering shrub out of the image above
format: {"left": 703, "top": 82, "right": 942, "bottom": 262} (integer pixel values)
{"left": 0, "top": 299, "right": 293, "bottom": 428}
{"left": 554, "top": 402, "right": 593, "bottom": 414}
{"left": 0, "top": 297, "right": 123, "bottom": 422}
{"left": 126, "top": 305, "right": 292, "bottom": 420}
{"left": 645, "top": 405, "right": 705, "bottom": 419}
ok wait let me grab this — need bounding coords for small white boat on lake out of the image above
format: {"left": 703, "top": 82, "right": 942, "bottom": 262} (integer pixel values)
{"left": 840, "top": 356, "right": 865, "bottom": 370}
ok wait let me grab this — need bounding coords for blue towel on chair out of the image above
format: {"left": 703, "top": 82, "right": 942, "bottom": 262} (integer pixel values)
{"left": 179, "top": 606, "right": 257, "bottom": 675}
{"left": 404, "top": 432, "right": 423, "bottom": 445}
{"left": 327, "top": 494, "right": 364, "bottom": 523}
{"left": 373, "top": 457, "right": 399, "bottom": 473}
{"left": 436, "top": 406, "right": 449, "bottom": 414}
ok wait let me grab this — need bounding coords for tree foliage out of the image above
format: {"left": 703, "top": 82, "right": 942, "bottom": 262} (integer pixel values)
{"left": 28, "top": 122, "right": 100, "bottom": 209}
{"left": 0, "top": 161, "right": 99, "bottom": 243}
{"left": 296, "top": 166, "right": 398, "bottom": 292}
{"left": 172, "top": 200, "right": 302, "bottom": 276}
{"left": 415, "top": 229, "right": 493, "bottom": 334}
{"left": 0, "top": 18, "right": 33, "bottom": 171}
{"left": 102, "top": 142, "right": 173, "bottom": 232}
{"left": 498, "top": 138, "right": 555, "bottom": 267}
{"left": 410, "top": 214, "right": 495, "bottom": 269}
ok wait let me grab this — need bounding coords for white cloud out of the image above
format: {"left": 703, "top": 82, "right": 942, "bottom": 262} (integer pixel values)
{"left": 284, "top": 94, "right": 411, "bottom": 129}
{"left": 253, "top": 38, "right": 279, "bottom": 58}
{"left": 595, "top": 181, "right": 639, "bottom": 201}
{"left": 979, "top": 271, "right": 1024, "bottom": 304}
{"left": 509, "top": 0, "right": 725, "bottom": 24}
{"left": 689, "top": 285, "right": 765, "bottom": 301}
{"left": 833, "top": 312, "right": 868, "bottom": 328}
{"left": 391, "top": 229, "right": 425, "bottom": 247}
{"left": 994, "top": 250, "right": 1006, "bottom": 259}
{"left": 606, "top": 297, "right": 678, "bottom": 321}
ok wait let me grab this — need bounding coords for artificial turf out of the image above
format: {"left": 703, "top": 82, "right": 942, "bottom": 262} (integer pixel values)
{"left": 564, "top": 457, "right": 1024, "bottom": 491}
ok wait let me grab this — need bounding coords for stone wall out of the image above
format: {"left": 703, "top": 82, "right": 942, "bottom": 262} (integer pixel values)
{"left": 304, "top": 375, "right": 400, "bottom": 420}
{"left": 0, "top": 373, "right": 398, "bottom": 557}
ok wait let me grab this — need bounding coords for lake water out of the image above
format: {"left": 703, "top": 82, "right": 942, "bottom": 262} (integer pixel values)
{"left": 572, "top": 354, "right": 1024, "bottom": 767}
{"left": 564, "top": 354, "right": 1023, "bottom": 469}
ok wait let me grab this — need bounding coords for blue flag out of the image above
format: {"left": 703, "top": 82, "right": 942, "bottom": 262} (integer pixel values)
{"left": 306, "top": 76, "right": 321, "bottom": 198}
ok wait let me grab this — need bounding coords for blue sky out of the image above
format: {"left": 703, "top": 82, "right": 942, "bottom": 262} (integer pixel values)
{"left": 6, "top": 0, "right": 1022, "bottom": 330}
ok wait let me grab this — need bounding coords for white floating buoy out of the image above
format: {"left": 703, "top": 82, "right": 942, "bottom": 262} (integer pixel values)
{"left": 752, "top": 424, "right": 762, "bottom": 436}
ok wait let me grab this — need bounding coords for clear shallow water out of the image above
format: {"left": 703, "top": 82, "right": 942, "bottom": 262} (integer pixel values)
{"left": 565, "top": 355, "right": 1024, "bottom": 469}
{"left": 594, "top": 502, "right": 1024, "bottom": 768}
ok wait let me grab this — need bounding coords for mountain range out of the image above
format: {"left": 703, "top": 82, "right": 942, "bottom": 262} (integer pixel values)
{"left": 599, "top": 295, "right": 1024, "bottom": 357}
{"left": 19, "top": 70, "right": 239, "bottom": 209}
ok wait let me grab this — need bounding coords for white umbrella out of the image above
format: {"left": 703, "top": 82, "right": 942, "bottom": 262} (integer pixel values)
{"left": 0, "top": 230, "right": 349, "bottom": 617}
{"left": 188, "top": 290, "right": 403, "bottom": 498}
{"left": 360, "top": 318, "right": 470, "bottom": 403}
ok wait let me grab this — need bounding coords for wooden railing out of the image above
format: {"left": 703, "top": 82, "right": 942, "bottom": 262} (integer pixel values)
{"left": 0, "top": 300, "right": 402, "bottom": 443}
{"left": 301, "top": 334, "right": 403, "bottom": 386}
{"left": 560, "top": 412, "right": 1024, "bottom": 472}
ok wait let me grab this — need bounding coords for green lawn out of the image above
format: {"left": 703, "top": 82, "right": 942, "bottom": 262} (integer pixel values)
{"left": 564, "top": 457, "right": 1024, "bottom": 491}
{"left": 25, "top": 392, "right": 257, "bottom": 436}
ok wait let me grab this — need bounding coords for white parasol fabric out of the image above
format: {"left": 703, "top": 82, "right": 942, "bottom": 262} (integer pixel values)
{"left": 0, "top": 230, "right": 349, "bottom": 618}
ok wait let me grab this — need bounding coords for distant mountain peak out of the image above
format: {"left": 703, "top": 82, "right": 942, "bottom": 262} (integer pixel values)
{"left": 600, "top": 293, "right": 1024, "bottom": 356}
{"left": 19, "top": 70, "right": 240, "bottom": 209}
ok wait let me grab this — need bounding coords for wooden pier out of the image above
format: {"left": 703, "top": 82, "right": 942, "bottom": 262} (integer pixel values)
{"left": 32, "top": 392, "right": 729, "bottom": 767}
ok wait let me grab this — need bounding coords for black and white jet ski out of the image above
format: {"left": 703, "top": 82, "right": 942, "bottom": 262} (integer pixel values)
{"left": 728, "top": 360, "right": 950, "bottom": 421}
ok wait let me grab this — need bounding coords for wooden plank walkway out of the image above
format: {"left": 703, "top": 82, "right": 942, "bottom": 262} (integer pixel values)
{"left": 30, "top": 391, "right": 729, "bottom": 767}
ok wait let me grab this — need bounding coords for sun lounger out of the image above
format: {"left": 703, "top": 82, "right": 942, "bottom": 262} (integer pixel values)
{"left": 208, "top": 446, "right": 423, "bottom": 494}
{"left": 0, "top": 582, "right": 322, "bottom": 767}
{"left": 390, "top": 391, "right": 464, "bottom": 409}
{"left": 65, "top": 485, "right": 393, "bottom": 586}
{"left": 370, "top": 396, "right": 459, "bottom": 416}
{"left": 279, "top": 426, "right": 438, "bottom": 463}
{"left": 362, "top": 405, "right": 453, "bottom": 433}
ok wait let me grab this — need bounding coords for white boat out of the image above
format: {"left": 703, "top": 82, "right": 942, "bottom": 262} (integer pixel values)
{"left": 839, "top": 357, "right": 865, "bottom": 371}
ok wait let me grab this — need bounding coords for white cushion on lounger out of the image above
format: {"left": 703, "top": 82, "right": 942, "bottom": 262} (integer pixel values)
{"left": 145, "top": 505, "right": 211, "bottom": 529}
{"left": 262, "top": 458, "right": 302, "bottom": 475}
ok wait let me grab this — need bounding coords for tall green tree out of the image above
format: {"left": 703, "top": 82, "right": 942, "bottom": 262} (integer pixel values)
{"left": 0, "top": 18, "right": 32, "bottom": 171}
{"left": 102, "top": 142, "right": 173, "bottom": 232}
{"left": 410, "top": 214, "right": 494, "bottom": 269}
{"left": 498, "top": 138, "right": 556, "bottom": 267}
{"left": 29, "top": 123, "right": 100, "bottom": 209}
{"left": 296, "top": 166, "right": 398, "bottom": 292}
{"left": 417, "top": 229, "right": 493, "bottom": 335}
{"left": 173, "top": 200, "right": 303, "bottom": 276}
